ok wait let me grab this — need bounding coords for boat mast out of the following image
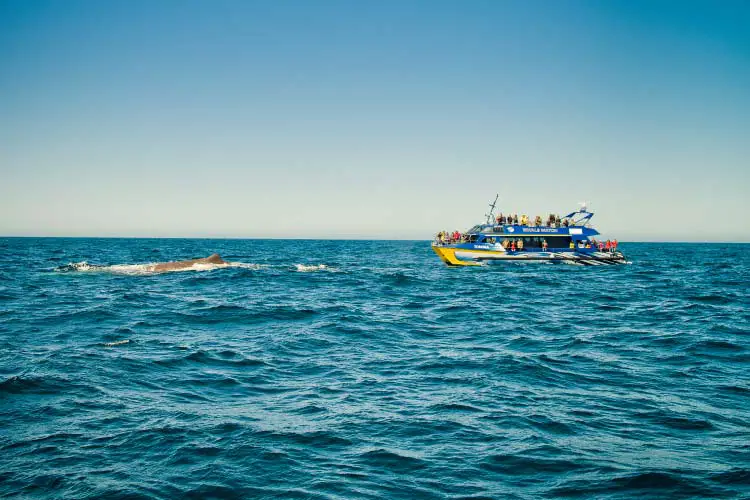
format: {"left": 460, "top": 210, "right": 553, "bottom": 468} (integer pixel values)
{"left": 485, "top": 194, "right": 499, "bottom": 224}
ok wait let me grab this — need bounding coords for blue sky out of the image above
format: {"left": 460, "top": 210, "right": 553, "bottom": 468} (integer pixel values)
{"left": 1, "top": 0, "right": 748, "bottom": 241}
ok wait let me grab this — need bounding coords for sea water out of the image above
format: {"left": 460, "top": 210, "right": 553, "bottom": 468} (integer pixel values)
{"left": 0, "top": 238, "right": 748, "bottom": 499}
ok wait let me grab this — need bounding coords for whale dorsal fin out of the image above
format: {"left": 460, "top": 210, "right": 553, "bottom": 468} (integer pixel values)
{"left": 204, "top": 253, "right": 224, "bottom": 264}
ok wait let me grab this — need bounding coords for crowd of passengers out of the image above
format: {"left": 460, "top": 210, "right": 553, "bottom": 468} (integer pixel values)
{"left": 494, "top": 213, "right": 570, "bottom": 227}
{"left": 434, "top": 231, "right": 619, "bottom": 253}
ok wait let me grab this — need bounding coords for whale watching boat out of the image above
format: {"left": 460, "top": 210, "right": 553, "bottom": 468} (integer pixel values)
{"left": 432, "top": 196, "right": 627, "bottom": 266}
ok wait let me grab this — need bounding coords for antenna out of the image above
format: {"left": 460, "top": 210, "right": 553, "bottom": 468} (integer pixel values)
{"left": 485, "top": 194, "right": 499, "bottom": 224}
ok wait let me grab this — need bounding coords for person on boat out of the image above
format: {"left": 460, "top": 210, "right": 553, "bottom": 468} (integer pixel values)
{"left": 605, "top": 240, "right": 611, "bottom": 252}
{"left": 510, "top": 241, "right": 516, "bottom": 252}
{"left": 612, "top": 239, "right": 618, "bottom": 253}
{"left": 569, "top": 240, "right": 575, "bottom": 249}
{"left": 541, "top": 239, "right": 548, "bottom": 252}
{"left": 517, "top": 238, "right": 524, "bottom": 250}
{"left": 520, "top": 214, "right": 528, "bottom": 226}
{"left": 562, "top": 218, "right": 569, "bottom": 227}
{"left": 501, "top": 239, "right": 509, "bottom": 249}
{"left": 535, "top": 215, "right": 542, "bottom": 227}
{"left": 496, "top": 213, "right": 503, "bottom": 224}
{"left": 512, "top": 214, "right": 519, "bottom": 225}
{"left": 598, "top": 241, "right": 604, "bottom": 251}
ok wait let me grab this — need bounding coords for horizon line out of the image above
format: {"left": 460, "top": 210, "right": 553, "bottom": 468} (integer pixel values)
{"left": 1, "top": 235, "right": 749, "bottom": 244}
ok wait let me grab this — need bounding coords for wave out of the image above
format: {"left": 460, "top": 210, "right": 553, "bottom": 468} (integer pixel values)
{"left": 0, "top": 374, "right": 101, "bottom": 396}
{"left": 480, "top": 452, "right": 588, "bottom": 475}
{"left": 550, "top": 471, "right": 719, "bottom": 497}
{"left": 358, "top": 448, "right": 427, "bottom": 471}
{"left": 155, "top": 349, "right": 267, "bottom": 369}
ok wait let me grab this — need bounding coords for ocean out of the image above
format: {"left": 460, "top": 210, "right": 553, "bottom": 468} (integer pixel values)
{"left": 1, "top": 238, "right": 748, "bottom": 499}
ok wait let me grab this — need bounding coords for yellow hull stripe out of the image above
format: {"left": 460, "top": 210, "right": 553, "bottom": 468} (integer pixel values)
{"left": 432, "top": 246, "right": 475, "bottom": 266}
{"left": 431, "top": 246, "right": 504, "bottom": 266}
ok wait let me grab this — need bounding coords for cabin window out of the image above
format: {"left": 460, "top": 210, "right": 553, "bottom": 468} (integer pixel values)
{"left": 516, "top": 236, "right": 572, "bottom": 248}
{"left": 545, "top": 236, "right": 572, "bottom": 248}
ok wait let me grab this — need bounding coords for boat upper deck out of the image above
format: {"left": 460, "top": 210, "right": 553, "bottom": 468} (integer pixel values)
{"left": 467, "top": 206, "right": 601, "bottom": 238}
{"left": 467, "top": 223, "right": 599, "bottom": 237}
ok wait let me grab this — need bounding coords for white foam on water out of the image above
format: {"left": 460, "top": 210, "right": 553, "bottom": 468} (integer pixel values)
{"left": 177, "top": 262, "right": 229, "bottom": 273}
{"left": 228, "top": 262, "right": 265, "bottom": 270}
{"left": 61, "top": 261, "right": 100, "bottom": 272}
{"left": 110, "top": 264, "right": 160, "bottom": 275}
{"left": 104, "top": 339, "right": 130, "bottom": 347}
{"left": 294, "top": 264, "right": 333, "bottom": 272}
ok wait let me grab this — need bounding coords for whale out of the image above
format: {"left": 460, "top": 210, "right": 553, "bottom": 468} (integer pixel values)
{"left": 150, "top": 253, "right": 228, "bottom": 272}
{"left": 55, "top": 253, "right": 235, "bottom": 274}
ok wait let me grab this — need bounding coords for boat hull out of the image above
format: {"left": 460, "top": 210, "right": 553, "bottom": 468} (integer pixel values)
{"left": 432, "top": 244, "right": 626, "bottom": 266}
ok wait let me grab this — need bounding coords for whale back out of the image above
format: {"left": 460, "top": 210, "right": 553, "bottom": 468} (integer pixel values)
{"left": 203, "top": 253, "right": 225, "bottom": 264}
